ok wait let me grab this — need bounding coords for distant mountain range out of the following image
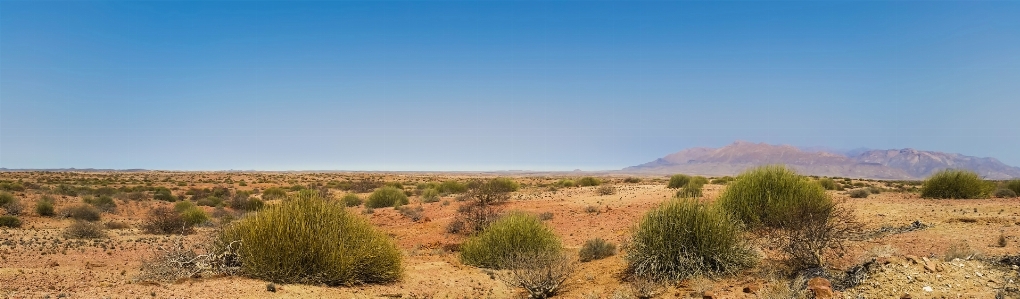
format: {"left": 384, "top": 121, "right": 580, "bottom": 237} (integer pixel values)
{"left": 624, "top": 141, "right": 1020, "bottom": 180}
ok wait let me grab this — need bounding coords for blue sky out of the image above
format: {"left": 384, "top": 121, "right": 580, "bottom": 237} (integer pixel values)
{"left": 2, "top": 1, "right": 1019, "bottom": 171}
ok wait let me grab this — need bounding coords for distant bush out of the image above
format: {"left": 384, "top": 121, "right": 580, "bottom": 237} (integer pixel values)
{"left": 538, "top": 212, "right": 554, "bottom": 221}
{"left": 596, "top": 185, "right": 616, "bottom": 196}
{"left": 64, "top": 221, "right": 106, "bottom": 239}
{"left": 439, "top": 181, "right": 468, "bottom": 194}
{"left": 710, "top": 176, "right": 735, "bottom": 185}
{"left": 142, "top": 206, "right": 193, "bottom": 235}
{"left": 994, "top": 188, "right": 1017, "bottom": 198}
{"left": 691, "top": 176, "right": 709, "bottom": 186}
{"left": 920, "top": 169, "right": 992, "bottom": 199}
{"left": 555, "top": 179, "right": 576, "bottom": 188}
{"left": 627, "top": 199, "right": 755, "bottom": 281}
{"left": 84, "top": 195, "right": 117, "bottom": 213}
{"left": 717, "top": 165, "right": 831, "bottom": 230}
{"left": 196, "top": 196, "right": 223, "bottom": 207}
{"left": 0, "top": 215, "right": 21, "bottom": 228}
{"left": 1004, "top": 180, "right": 1020, "bottom": 196}
{"left": 460, "top": 212, "right": 562, "bottom": 269}
{"left": 848, "top": 189, "right": 870, "bottom": 199}
{"left": 228, "top": 195, "right": 264, "bottom": 211}
{"left": 36, "top": 197, "right": 55, "bottom": 217}
{"left": 471, "top": 178, "right": 519, "bottom": 205}
{"left": 818, "top": 178, "right": 838, "bottom": 190}
{"left": 366, "top": 186, "right": 409, "bottom": 208}
{"left": 623, "top": 177, "right": 642, "bottom": 183}
{"left": 217, "top": 192, "right": 402, "bottom": 285}
{"left": 667, "top": 174, "right": 692, "bottom": 189}
{"left": 578, "top": 177, "right": 602, "bottom": 187}
{"left": 261, "top": 187, "right": 288, "bottom": 200}
{"left": 421, "top": 188, "right": 441, "bottom": 203}
{"left": 153, "top": 187, "right": 176, "bottom": 202}
{"left": 0, "top": 182, "right": 25, "bottom": 192}
{"left": 0, "top": 192, "right": 15, "bottom": 207}
{"left": 63, "top": 205, "right": 101, "bottom": 222}
{"left": 579, "top": 238, "right": 616, "bottom": 262}
{"left": 867, "top": 186, "right": 882, "bottom": 194}
{"left": 341, "top": 193, "right": 362, "bottom": 207}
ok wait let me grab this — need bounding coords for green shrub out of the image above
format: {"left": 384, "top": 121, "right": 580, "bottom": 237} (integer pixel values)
{"left": 848, "top": 189, "right": 870, "bottom": 199}
{"left": 341, "top": 193, "right": 362, "bottom": 207}
{"left": 261, "top": 187, "right": 288, "bottom": 200}
{"left": 710, "top": 176, "right": 735, "bottom": 185}
{"left": 717, "top": 165, "right": 831, "bottom": 230}
{"left": 818, "top": 178, "right": 838, "bottom": 190}
{"left": 578, "top": 177, "right": 602, "bottom": 187}
{"left": 627, "top": 199, "right": 755, "bottom": 281}
{"left": 0, "top": 215, "right": 21, "bottom": 228}
{"left": 438, "top": 181, "right": 468, "bottom": 194}
{"left": 64, "top": 221, "right": 106, "bottom": 239}
{"left": 579, "top": 238, "right": 616, "bottom": 262}
{"left": 675, "top": 180, "right": 704, "bottom": 198}
{"left": 470, "top": 178, "right": 520, "bottom": 205}
{"left": 994, "top": 188, "right": 1017, "bottom": 198}
{"left": 920, "top": 169, "right": 992, "bottom": 199}
{"left": 0, "top": 192, "right": 22, "bottom": 215}
{"left": 64, "top": 205, "right": 101, "bottom": 222}
{"left": 180, "top": 207, "right": 209, "bottom": 226}
{"left": 174, "top": 201, "right": 197, "bottom": 213}
{"left": 421, "top": 188, "right": 441, "bottom": 203}
{"left": 196, "top": 196, "right": 223, "bottom": 207}
{"left": 867, "top": 186, "right": 882, "bottom": 194}
{"left": 555, "top": 179, "right": 576, "bottom": 188}
{"left": 667, "top": 174, "right": 691, "bottom": 189}
{"left": 228, "top": 195, "right": 264, "bottom": 211}
{"left": 366, "top": 186, "right": 409, "bottom": 208}
{"left": 460, "top": 212, "right": 562, "bottom": 269}
{"left": 218, "top": 192, "right": 402, "bottom": 285}
{"left": 153, "top": 187, "right": 176, "bottom": 202}
{"left": 36, "top": 197, "right": 55, "bottom": 217}
{"left": 84, "top": 195, "right": 116, "bottom": 213}
{"left": 1004, "top": 180, "right": 1020, "bottom": 196}
{"left": 0, "top": 192, "right": 15, "bottom": 207}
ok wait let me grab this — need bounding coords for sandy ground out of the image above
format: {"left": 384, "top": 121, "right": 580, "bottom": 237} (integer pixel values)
{"left": 1, "top": 172, "right": 1019, "bottom": 298}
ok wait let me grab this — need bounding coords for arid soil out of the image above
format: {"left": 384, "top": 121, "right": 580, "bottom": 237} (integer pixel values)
{"left": 1, "top": 172, "right": 1019, "bottom": 298}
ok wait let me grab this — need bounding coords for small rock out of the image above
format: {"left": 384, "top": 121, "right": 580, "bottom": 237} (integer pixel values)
{"left": 900, "top": 293, "right": 912, "bottom": 299}
{"left": 702, "top": 290, "right": 716, "bottom": 299}
{"left": 808, "top": 277, "right": 835, "bottom": 299}
{"left": 742, "top": 282, "right": 761, "bottom": 294}
{"left": 923, "top": 286, "right": 933, "bottom": 292}
{"left": 266, "top": 283, "right": 276, "bottom": 292}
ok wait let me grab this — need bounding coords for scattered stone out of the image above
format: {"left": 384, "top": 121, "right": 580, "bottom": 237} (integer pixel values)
{"left": 923, "top": 286, "right": 933, "bottom": 292}
{"left": 266, "top": 283, "right": 276, "bottom": 292}
{"left": 808, "top": 277, "right": 835, "bottom": 299}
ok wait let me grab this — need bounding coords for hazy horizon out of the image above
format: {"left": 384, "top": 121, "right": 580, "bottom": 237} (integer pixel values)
{"left": 3, "top": 1, "right": 1019, "bottom": 171}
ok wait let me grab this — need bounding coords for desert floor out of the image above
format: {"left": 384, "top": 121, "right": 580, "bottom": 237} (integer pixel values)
{"left": 1, "top": 172, "right": 1019, "bottom": 299}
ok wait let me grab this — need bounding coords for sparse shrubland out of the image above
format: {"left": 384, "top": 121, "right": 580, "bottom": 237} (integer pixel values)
{"left": 217, "top": 192, "right": 402, "bottom": 285}
{"left": 920, "top": 169, "right": 992, "bottom": 199}
{"left": 627, "top": 199, "right": 755, "bottom": 281}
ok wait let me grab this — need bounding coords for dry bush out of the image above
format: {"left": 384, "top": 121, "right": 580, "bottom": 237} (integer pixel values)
{"left": 773, "top": 199, "right": 860, "bottom": 268}
{"left": 471, "top": 177, "right": 519, "bottom": 205}
{"left": 64, "top": 221, "right": 106, "bottom": 239}
{"left": 142, "top": 206, "right": 194, "bottom": 235}
{"left": 596, "top": 185, "right": 616, "bottom": 195}
{"left": 35, "top": 197, "right": 55, "bottom": 217}
{"left": 945, "top": 241, "right": 978, "bottom": 260}
{"left": 0, "top": 192, "right": 22, "bottom": 216}
{"left": 63, "top": 204, "right": 101, "bottom": 222}
{"left": 84, "top": 195, "right": 117, "bottom": 213}
{"left": 579, "top": 238, "right": 616, "bottom": 262}
{"left": 498, "top": 251, "right": 575, "bottom": 299}
{"left": 995, "top": 188, "right": 1017, "bottom": 198}
{"left": 421, "top": 188, "right": 441, "bottom": 203}
{"left": 397, "top": 205, "right": 425, "bottom": 222}
{"left": 138, "top": 238, "right": 241, "bottom": 282}
{"left": 848, "top": 189, "right": 870, "bottom": 198}
{"left": 104, "top": 221, "right": 131, "bottom": 230}
{"left": 0, "top": 215, "right": 20, "bottom": 228}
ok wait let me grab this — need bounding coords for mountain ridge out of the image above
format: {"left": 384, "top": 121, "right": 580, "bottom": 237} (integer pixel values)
{"left": 624, "top": 141, "right": 1020, "bottom": 179}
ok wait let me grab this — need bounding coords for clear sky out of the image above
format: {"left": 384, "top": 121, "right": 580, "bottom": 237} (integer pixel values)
{"left": 2, "top": 1, "right": 1019, "bottom": 171}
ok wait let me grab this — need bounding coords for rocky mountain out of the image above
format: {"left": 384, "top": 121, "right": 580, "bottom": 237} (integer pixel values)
{"left": 624, "top": 141, "right": 1020, "bottom": 180}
